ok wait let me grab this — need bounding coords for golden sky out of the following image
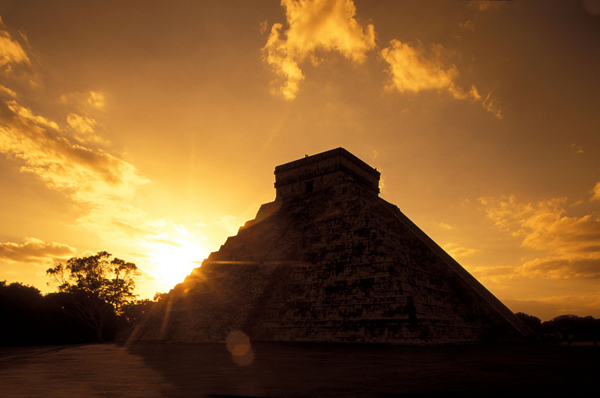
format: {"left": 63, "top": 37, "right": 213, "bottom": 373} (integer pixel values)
{"left": 1, "top": 0, "right": 599, "bottom": 321}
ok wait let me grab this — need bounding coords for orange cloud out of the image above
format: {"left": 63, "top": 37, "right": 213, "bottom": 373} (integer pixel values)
{"left": 469, "top": 265, "right": 516, "bottom": 284}
{"left": 262, "top": 0, "right": 376, "bottom": 99}
{"left": 0, "top": 238, "right": 75, "bottom": 264}
{"left": 59, "top": 91, "right": 106, "bottom": 112}
{"left": 0, "top": 27, "right": 30, "bottom": 69}
{"left": 520, "top": 257, "right": 600, "bottom": 280}
{"left": 468, "top": 1, "right": 502, "bottom": 12}
{"left": 380, "top": 40, "right": 503, "bottom": 118}
{"left": 591, "top": 182, "right": 600, "bottom": 201}
{"left": 381, "top": 40, "right": 467, "bottom": 98}
{"left": 0, "top": 17, "right": 211, "bottom": 293}
{"left": 482, "top": 92, "right": 502, "bottom": 119}
{"left": 66, "top": 114, "right": 95, "bottom": 135}
{"left": 0, "top": 84, "right": 16, "bottom": 98}
{"left": 480, "top": 195, "right": 600, "bottom": 279}
{"left": 66, "top": 113, "right": 108, "bottom": 145}
{"left": 439, "top": 222, "right": 455, "bottom": 230}
{"left": 443, "top": 242, "right": 481, "bottom": 259}
{"left": 0, "top": 91, "right": 206, "bottom": 285}
{"left": 459, "top": 20, "right": 475, "bottom": 32}
{"left": 1, "top": 99, "right": 144, "bottom": 190}
{"left": 0, "top": 90, "right": 157, "bottom": 249}
{"left": 87, "top": 91, "right": 105, "bottom": 109}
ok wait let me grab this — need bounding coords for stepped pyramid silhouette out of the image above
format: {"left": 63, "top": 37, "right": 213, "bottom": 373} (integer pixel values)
{"left": 135, "top": 148, "right": 531, "bottom": 345}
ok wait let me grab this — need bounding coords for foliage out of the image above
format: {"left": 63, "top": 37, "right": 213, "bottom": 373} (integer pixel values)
{"left": 0, "top": 281, "right": 96, "bottom": 346}
{"left": 47, "top": 251, "right": 138, "bottom": 312}
{"left": 541, "top": 314, "right": 600, "bottom": 344}
{"left": 0, "top": 281, "right": 45, "bottom": 345}
{"left": 515, "top": 312, "right": 600, "bottom": 344}
{"left": 118, "top": 293, "right": 167, "bottom": 340}
{"left": 515, "top": 312, "right": 542, "bottom": 334}
{"left": 121, "top": 298, "right": 156, "bottom": 325}
{"left": 46, "top": 251, "right": 139, "bottom": 341}
{"left": 153, "top": 292, "right": 168, "bottom": 302}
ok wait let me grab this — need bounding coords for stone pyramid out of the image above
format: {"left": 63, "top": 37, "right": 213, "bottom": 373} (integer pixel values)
{"left": 135, "top": 148, "right": 531, "bottom": 345}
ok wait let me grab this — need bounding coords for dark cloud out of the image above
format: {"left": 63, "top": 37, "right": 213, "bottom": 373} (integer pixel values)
{"left": 0, "top": 237, "right": 75, "bottom": 263}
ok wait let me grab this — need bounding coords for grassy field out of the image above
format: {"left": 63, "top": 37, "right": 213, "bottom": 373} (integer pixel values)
{"left": 1, "top": 341, "right": 598, "bottom": 397}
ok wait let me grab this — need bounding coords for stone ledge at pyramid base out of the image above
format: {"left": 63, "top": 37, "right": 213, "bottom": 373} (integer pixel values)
{"left": 129, "top": 148, "right": 532, "bottom": 346}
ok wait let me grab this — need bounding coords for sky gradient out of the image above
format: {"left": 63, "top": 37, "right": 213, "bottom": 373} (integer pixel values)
{"left": 1, "top": 0, "right": 599, "bottom": 320}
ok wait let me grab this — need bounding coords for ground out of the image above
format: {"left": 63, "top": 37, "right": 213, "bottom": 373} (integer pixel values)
{"left": 0, "top": 342, "right": 598, "bottom": 396}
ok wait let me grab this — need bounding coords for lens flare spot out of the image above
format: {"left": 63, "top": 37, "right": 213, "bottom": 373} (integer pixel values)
{"left": 225, "top": 330, "right": 254, "bottom": 367}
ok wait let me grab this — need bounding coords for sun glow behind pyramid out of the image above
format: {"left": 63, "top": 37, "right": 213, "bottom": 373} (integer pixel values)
{"left": 130, "top": 148, "right": 532, "bottom": 345}
{"left": 149, "top": 240, "right": 208, "bottom": 289}
{"left": 0, "top": 1, "right": 599, "bottom": 321}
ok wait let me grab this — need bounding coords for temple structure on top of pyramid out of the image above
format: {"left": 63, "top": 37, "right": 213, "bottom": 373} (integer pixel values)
{"left": 133, "top": 148, "right": 532, "bottom": 345}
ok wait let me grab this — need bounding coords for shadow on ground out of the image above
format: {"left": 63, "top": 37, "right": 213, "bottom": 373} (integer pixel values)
{"left": 1, "top": 342, "right": 598, "bottom": 397}
{"left": 127, "top": 341, "right": 600, "bottom": 397}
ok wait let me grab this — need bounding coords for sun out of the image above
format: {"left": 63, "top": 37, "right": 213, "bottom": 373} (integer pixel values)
{"left": 150, "top": 241, "right": 208, "bottom": 289}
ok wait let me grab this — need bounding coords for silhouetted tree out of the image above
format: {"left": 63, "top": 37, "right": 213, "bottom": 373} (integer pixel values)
{"left": 46, "top": 251, "right": 139, "bottom": 341}
{"left": 121, "top": 298, "right": 156, "bottom": 325}
{"left": 42, "top": 292, "right": 99, "bottom": 344}
{"left": 515, "top": 312, "right": 542, "bottom": 334}
{"left": 541, "top": 314, "right": 600, "bottom": 344}
{"left": 0, "top": 281, "right": 45, "bottom": 345}
{"left": 0, "top": 281, "right": 97, "bottom": 346}
{"left": 153, "top": 292, "right": 168, "bottom": 302}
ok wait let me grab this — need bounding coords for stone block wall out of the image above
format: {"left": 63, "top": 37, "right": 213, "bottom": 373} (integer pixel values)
{"left": 133, "top": 181, "right": 530, "bottom": 345}
{"left": 275, "top": 148, "right": 380, "bottom": 199}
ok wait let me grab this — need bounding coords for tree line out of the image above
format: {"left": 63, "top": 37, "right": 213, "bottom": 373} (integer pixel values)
{"left": 1, "top": 252, "right": 162, "bottom": 347}
{"left": 516, "top": 312, "right": 600, "bottom": 344}
{"left": 2, "top": 251, "right": 600, "bottom": 347}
